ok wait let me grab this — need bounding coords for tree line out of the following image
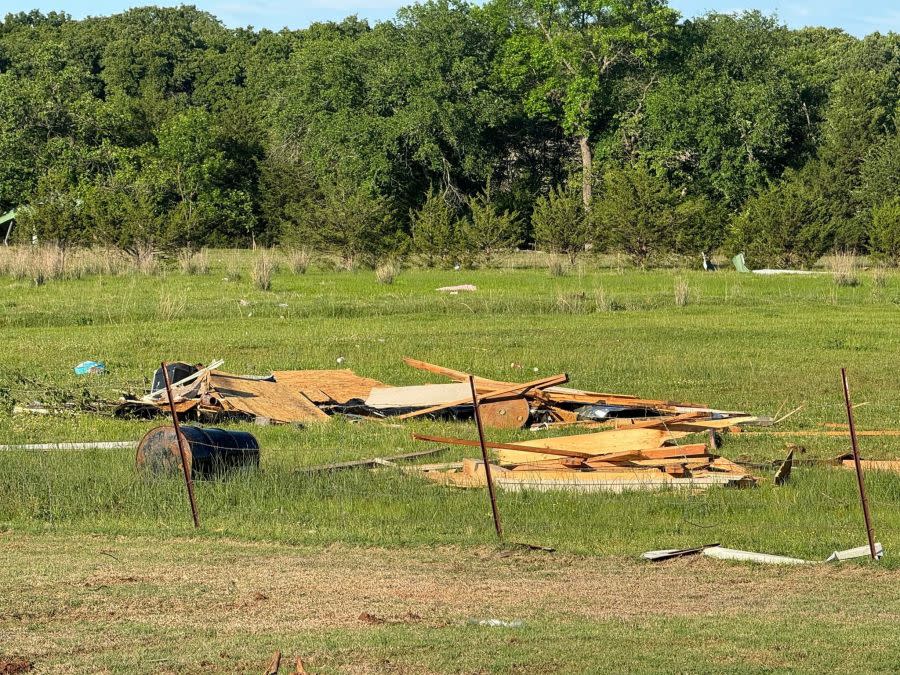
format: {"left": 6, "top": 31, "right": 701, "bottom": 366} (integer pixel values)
{"left": 0, "top": 3, "right": 898, "bottom": 267}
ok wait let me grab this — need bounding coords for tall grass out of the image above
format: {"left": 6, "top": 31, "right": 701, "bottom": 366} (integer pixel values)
{"left": 828, "top": 251, "right": 860, "bottom": 287}
{"left": 156, "top": 291, "right": 186, "bottom": 320}
{"left": 547, "top": 256, "right": 568, "bottom": 277}
{"left": 375, "top": 259, "right": 399, "bottom": 284}
{"left": 285, "top": 248, "right": 312, "bottom": 275}
{"left": 0, "top": 245, "right": 136, "bottom": 283}
{"left": 674, "top": 277, "right": 690, "bottom": 306}
{"left": 177, "top": 248, "right": 210, "bottom": 275}
{"left": 251, "top": 250, "right": 277, "bottom": 290}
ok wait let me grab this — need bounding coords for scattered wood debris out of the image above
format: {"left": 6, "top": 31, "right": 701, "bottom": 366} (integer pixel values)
{"left": 117, "top": 361, "right": 386, "bottom": 424}
{"left": 415, "top": 428, "right": 757, "bottom": 493}
{"left": 105, "top": 356, "right": 765, "bottom": 435}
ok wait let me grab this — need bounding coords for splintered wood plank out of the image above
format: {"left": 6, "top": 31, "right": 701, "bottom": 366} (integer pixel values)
{"left": 402, "top": 357, "right": 510, "bottom": 388}
{"left": 496, "top": 428, "right": 690, "bottom": 464}
{"left": 272, "top": 369, "right": 385, "bottom": 404}
{"left": 412, "top": 433, "right": 592, "bottom": 459}
{"left": 210, "top": 372, "right": 329, "bottom": 423}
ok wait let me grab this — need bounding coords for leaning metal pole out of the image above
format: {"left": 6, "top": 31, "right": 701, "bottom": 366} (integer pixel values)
{"left": 469, "top": 375, "right": 502, "bottom": 539}
{"left": 840, "top": 368, "right": 876, "bottom": 559}
{"left": 162, "top": 361, "right": 200, "bottom": 528}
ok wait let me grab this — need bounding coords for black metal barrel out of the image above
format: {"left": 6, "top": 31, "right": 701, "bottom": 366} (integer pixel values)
{"left": 136, "top": 425, "right": 259, "bottom": 477}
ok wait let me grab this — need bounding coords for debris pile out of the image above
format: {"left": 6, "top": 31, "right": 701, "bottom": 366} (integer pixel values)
{"left": 364, "top": 357, "right": 765, "bottom": 430}
{"left": 414, "top": 420, "right": 758, "bottom": 493}
{"left": 114, "top": 357, "right": 766, "bottom": 440}
{"left": 117, "top": 360, "right": 385, "bottom": 424}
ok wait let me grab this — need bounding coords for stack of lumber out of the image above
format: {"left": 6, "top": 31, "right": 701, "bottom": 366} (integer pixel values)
{"left": 364, "top": 357, "right": 760, "bottom": 429}
{"left": 415, "top": 426, "right": 757, "bottom": 493}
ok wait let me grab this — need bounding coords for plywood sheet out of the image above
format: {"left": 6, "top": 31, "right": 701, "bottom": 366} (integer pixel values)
{"left": 210, "top": 372, "right": 328, "bottom": 423}
{"left": 272, "top": 369, "right": 385, "bottom": 404}
{"left": 365, "top": 383, "right": 472, "bottom": 409}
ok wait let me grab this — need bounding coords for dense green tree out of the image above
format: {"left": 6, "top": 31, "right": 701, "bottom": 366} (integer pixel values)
{"left": 499, "top": 0, "right": 679, "bottom": 206}
{"left": 459, "top": 179, "right": 522, "bottom": 263}
{"left": 593, "top": 162, "right": 710, "bottom": 264}
{"left": 0, "top": 4, "right": 897, "bottom": 266}
{"left": 531, "top": 182, "right": 587, "bottom": 261}
{"left": 728, "top": 165, "right": 831, "bottom": 268}
{"left": 411, "top": 187, "right": 461, "bottom": 266}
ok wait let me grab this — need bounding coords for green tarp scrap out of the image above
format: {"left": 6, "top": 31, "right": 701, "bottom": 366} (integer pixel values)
{"left": 732, "top": 252, "right": 750, "bottom": 273}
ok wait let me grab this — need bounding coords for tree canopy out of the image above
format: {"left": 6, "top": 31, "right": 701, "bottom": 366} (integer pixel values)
{"left": 0, "top": 3, "right": 897, "bottom": 266}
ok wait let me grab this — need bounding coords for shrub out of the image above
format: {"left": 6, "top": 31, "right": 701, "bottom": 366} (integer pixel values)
{"left": 592, "top": 164, "right": 710, "bottom": 266}
{"left": 868, "top": 198, "right": 900, "bottom": 263}
{"left": 411, "top": 187, "right": 459, "bottom": 267}
{"left": 532, "top": 184, "right": 588, "bottom": 263}
{"left": 728, "top": 168, "right": 832, "bottom": 268}
{"left": 284, "top": 174, "right": 399, "bottom": 268}
{"left": 458, "top": 181, "right": 522, "bottom": 264}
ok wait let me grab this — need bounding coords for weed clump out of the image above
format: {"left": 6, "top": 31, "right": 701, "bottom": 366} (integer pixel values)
{"left": 178, "top": 248, "right": 210, "bottom": 275}
{"left": 375, "top": 259, "right": 399, "bottom": 285}
{"left": 252, "top": 251, "right": 277, "bottom": 290}
{"left": 674, "top": 277, "right": 690, "bottom": 307}
{"left": 285, "top": 248, "right": 312, "bottom": 275}
{"left": 547, "top": 256, "right": 568, "bottom": 277}
{"left": 828, "top": 251, "right": 859, "bottom": 287}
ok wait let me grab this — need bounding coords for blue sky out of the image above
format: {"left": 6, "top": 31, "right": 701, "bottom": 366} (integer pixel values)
{"left": 4, "top": 1, "right": 898, "bottom": 37}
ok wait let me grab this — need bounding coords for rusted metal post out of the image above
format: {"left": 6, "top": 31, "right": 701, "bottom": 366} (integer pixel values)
{"left": 840, "top": 368, "right": 876, "bottom": 559}
{"left": 161, "top": 361, "right": 201, "bottom": 528}
{"left": 469, "top": 375, "right": 502, "bottom": 539}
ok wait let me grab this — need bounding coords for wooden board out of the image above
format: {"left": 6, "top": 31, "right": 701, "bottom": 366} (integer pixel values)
{"left": 496, "top": 428, "right": 690, "bottom": 464}
{"left": 210, "top": 372, "right": 329, "bottom": 423}
{"left": 272, "top": 369, "right": 385, "bottom": 404}
{"left": 842, "top": 459, "right": 900, "bottom": 475}
{"left": 365, "top": 383, "right": 472, "bottom": 409}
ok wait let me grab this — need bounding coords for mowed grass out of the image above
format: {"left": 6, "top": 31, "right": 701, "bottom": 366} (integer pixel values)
{"left": 3, "top": 253, "right": 900, "bottom": 671}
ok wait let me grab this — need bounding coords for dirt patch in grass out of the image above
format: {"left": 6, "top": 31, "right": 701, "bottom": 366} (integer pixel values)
{"left": 2, "top": 532, "right": 900, "bottom": 672}
{"left": 4, "top": 533, "right": 900, "bottom": 634}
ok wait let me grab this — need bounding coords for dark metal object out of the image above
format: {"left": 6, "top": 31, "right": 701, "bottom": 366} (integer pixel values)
{"left": 136, "top": 425, "right": 260, "bottom": 477}
{"left": 841, "top": 368, "right": 877, "bottom": 560}
{"left": 162, "top": 361, "right": 200, "bottom": 528}
{"left": 469, "top": 375, "right": 502, "bottom": 539}
{"left": 642, "top": 543, "right": 720, "bottom": 562}
{"left": 152, "top": 362, "right": 198, "bottom": 395}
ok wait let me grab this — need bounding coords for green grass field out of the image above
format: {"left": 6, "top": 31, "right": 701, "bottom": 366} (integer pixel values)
{"left": 2, "top": 252, "right": 900, "bottom": 672}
